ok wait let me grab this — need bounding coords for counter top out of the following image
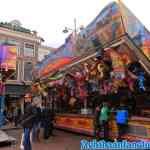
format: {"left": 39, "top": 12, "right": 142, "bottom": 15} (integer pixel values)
{"left": 56, "top": 113, "right": 150, "bottom": 121}
{"left": 56, "top": 113, "right": 94, "bottom": 118}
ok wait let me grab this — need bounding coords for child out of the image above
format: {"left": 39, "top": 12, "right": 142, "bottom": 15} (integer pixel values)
{"left": 116, "top": 101, "right": 129, "bottom": 140}
{"left": 99, "top": 102, "right": 110, "bottom": 140}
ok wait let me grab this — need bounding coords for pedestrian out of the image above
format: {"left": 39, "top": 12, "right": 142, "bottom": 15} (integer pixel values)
{"left": 99, "top": 101, "right": 110, "bottom": 140}
{"left": 116, "top": 101, "right": 129, "bottom": 141}
{"left": 41, "top": 102, "right": 52, "bottom": 140}
{"left": 20, "top": 102, "right": 35, "bottom": 150}
{"left": 0, "top": 77, "right": 6, "bottom": 127}
{"left": 31, "top": 96, "right": 42, "bottom": 143}
{"left": 43, "top": 109, "right": 50, "bottom": 139}
{"left": 49, "top": 108, "right": 55, "bottom": 136}
{"left": 93, "top": 105, "right": 101, "bottom": 139}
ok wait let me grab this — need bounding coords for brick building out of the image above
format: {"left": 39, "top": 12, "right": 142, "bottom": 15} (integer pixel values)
{"left": 0, "top": 20, "right": 43, "bottom": 106}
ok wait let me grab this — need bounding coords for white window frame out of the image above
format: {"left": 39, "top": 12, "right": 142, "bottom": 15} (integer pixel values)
{"left": 24, "top": 42, "right": 35, "bottom": 57}
{"left": 23, "top": 61, "right": 33, "bottom": 81}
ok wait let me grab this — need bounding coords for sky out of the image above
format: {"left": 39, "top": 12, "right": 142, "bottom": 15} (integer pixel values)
{"left": 0, "top": 0, "right": 149, "bottom": 48}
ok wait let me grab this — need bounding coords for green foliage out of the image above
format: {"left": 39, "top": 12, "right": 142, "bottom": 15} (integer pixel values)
{"left": 0, "top": 22, "right": 31, "bottom": 34}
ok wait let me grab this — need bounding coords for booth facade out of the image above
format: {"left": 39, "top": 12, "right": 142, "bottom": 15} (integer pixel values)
{"left": 37, "top": 1, "right": 150, "bottom": 141}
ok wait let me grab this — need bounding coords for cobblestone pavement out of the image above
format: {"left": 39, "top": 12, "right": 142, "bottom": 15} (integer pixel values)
{"left": 1, "top": 129, "right": 89, "bottom": 150}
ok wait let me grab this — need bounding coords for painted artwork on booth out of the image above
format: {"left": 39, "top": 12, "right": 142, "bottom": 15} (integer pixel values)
{"left": 39, "top": 2, "right": 126, "bottom": 77}
{"left": 120, "top": 1, "right": 150, "bottom": 60}
{"left": 76, "top": 1, "right": 125, "bottom": 53}
{"left": 39, "top": 1, "right": 150, "bottom": 77}
{"left": 39, "top": 34, "right": 77, "bottom": 76}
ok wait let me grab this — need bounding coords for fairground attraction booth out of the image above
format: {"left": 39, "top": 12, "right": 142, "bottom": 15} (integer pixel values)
{"left": 35, "top": 1, "right": 150, "bottom": 141}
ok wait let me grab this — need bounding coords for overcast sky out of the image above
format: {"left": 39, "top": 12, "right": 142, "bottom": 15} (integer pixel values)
{"left": 0, "top": 0, "right": 149, "bottom": 48}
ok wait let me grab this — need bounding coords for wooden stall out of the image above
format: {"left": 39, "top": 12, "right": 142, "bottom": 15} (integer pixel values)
{"left": 37, "top": 1, "right": 150, "bottom": 141}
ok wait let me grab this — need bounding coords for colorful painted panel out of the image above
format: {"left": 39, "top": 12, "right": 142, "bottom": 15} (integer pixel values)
{"left": 0, "top": 45, "right": 17, "bottom": 70}
{"left": 40, "top": 57, "right": 74, "bottom": 76}
{"left": 120, "top": 2, "right": 150, "bottom": 60}
{"left": 77, "top": 1, "right": 124, "bottom": 52}
{"left": 39, "top": 34, "right": 76, "bottom": 77}
{"left": 39, "top": 2, "right": 126, "bottom": 77}
{"left": 55, "top": 116, "right": 94, "bottom": 133}
{"left": 55, "top": 115, "right": 150, "bottom": 141}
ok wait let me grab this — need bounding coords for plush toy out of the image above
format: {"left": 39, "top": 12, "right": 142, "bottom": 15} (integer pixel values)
{"left": 69, "top": 96, "right": 77, "bottom": 107}
{"left": 125, "top": 77, "right": 135, "bottom": 91}
{"left": 83, "top": 63, "right": 90, "bottom": 80}
{"left": 97, "top": 63, "right": 104, "bottom": 79}
{"left": 101, "top": 80, "right": 112, "bottom": 95}
{"left": 137, "top": 72, "right": 146, "bottom": 92}
{"left": 111, "top": 79, "right": 126, "bottom": 94}
{"left": 75, "top": 72, "right": 83, "bottom": 80}
{"left": 125, "top": 70, "right": 137, "bottom": 91}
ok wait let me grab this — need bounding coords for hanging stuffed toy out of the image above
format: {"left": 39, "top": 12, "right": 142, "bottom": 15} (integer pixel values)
{"left": 103, "top": 80, "right": 112, "bottom": 94}
{"left": 137, "top": 72, "right": 146, "bottom": 92}
{"left": 75, "top": 72, "right": 82, "bottom": 81}
{"left": 83, "top": 63, "right": 90, "bottom": 80}
{"left": 111, "top": 79, "right": 126, "bottom": 94}
{"left": 31, "top": 83, "right": 39, "bottom": 94}
{"left": 97, "top": 63, "right": 104, "bottom": 79}
{"left": 125, "top": 70, "right": 138, "bottom": 92}
{"left": 90, "top": 60, "right": 98, "bottom": 79}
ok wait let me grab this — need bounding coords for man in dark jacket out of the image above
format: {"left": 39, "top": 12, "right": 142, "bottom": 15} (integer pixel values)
{"left": 20, "top": 102, "right": 36, "bottom": 150}
{"left": 41, "top": 105, "right": 54, "bottom": 140}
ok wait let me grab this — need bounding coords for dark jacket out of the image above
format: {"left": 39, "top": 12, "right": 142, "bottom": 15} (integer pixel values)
{"left": 41, "top": 108, "right": 54, "bottom": 127}
{"left": 20, "top": 104, "right": 35, "bottom": 129}
{"left": 32, "top": 106, "right": 41, "bottom": 124}
{"left": 94, "top": 107, "right": 100, "bottom": 128}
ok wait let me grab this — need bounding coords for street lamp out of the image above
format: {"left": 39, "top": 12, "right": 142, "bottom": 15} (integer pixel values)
{"left": 62, "top": 18, "right": 84, "bottom": 38}
{"left": 62, "top": 18, "right": 77, "bottom": 33}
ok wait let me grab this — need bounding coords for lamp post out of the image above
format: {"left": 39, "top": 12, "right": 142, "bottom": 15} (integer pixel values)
{"left": 62, "top": 19, "right": 89, "bottom": 114}
{"left": 62, "top": 18, "right": 84, "bottom": 42}
{"left": 62, "top": 18, "right": 77, "bottom": 34}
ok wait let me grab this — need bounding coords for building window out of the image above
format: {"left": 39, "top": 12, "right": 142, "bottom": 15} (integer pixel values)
{"left": 24, "top": 61, "right": 33, "bottom": 81}
{"left": 0, "top": 39, "right": 6, "bottom": 44}
{"left": 4, "top": 69, "right": 17, "bottom": 80}
{"left": 24, "top": 43, "right": 35, "bottom": 57}
{"left": 0, "top": 39, "right": 20, "bottom": 56}
{"left": 3, "top": 62, "right": 18, "bottom": 80}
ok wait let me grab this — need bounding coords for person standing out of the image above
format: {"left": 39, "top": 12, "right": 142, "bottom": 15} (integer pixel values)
{"left": 31, "top": 96, "right": 42, "bottom": 143}
{"left": 0, "top": 77, "right": 6, "bottom": 127}
{"left": 49, "top": 108, "right": 55, "bottom": 137}
{"left": 41, "top": 102, "right": 52, "bottom": 140}
{"left": 116, "top": 102, "right": 129, "bottom": 140}
{"left": 94, "top": 105, "right": 101, "bottom": 139}
{"left": 99, "top": 102, "right": 110, "bottom": 140}
{"left": 20, "top": 101, "right": 35, "bottom": 150}
{"left": 20, "top": 93, "right": 33, "bottom": 150}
